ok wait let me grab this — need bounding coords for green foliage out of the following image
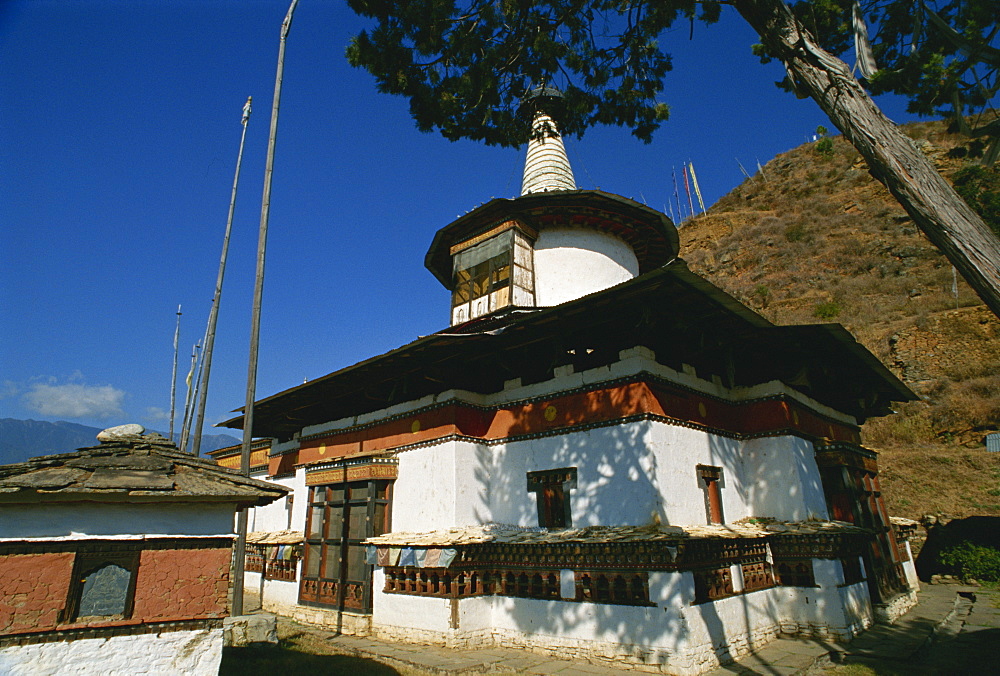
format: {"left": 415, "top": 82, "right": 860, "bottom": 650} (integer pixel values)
{"left": 953, "top": 164, "right": 1000, "bottom": 238}
{"left": 939, "top": 542, "right": 1000, "bottom": 581}
{"left": 813, "top": 300, "right": 841, "bottom": 319}
{"left": 345, "top": 0, "right": 722, "bottom": 147}
{"left": 785, "top": 222, "right": 808, "bottom": 242}
{"left": 781, "top": 0, "right": 1000, "bottom": 161}
{"left": 753, "top": 284, "right": 771, "bottom": 307}
{"left": 814, "top": 125, "right": 834, "bottom": 155}
{"left": 345, "top": 0, "right": 998, "bottom": 156}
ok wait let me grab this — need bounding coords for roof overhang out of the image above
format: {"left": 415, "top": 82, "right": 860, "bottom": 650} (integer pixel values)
{"left": 425, "top": 190, "right": 679, "bottom": 288}
{"left": 221, "top": 261, "right": 916, "bottom": 439}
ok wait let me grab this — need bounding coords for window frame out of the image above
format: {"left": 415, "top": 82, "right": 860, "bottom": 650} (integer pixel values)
{"left": 300, "top": 478, "right": 393, "bottom": 612}
{"left": 526, "top": 467, "right": 577, "bottom": 529}
{"left": 62, "top": 547, "right": 141, "bottom": 623}
{"left": 697, "top": 465, "right": 724, "bottom": 524}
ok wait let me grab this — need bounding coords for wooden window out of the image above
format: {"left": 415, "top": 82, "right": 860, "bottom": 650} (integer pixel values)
{"left": 692, "top": 567, "right": 735, "bottom": 603}
{"left": 841, "top": 556, "right": 865, "bottom": 586}
{"left": 452, "top": 232, "right": 513, "bottom": 309}
{"left": 741, "top": 560, "right": 775, "bottom": 592}
{"left": 576, "top": 571, "right": 650, "bottom": 606}
{"left": 697, "top": 465, "right": 724, "bottom": 524}
{"left": 64, "top": 548, "right": 140, "bottom": 622}
{"left": 300, "top": 478, "right": 392, "bottom": 612}
{"left": 775, "top": 560, "right": 816, "bottom": 587}
{"left": 527, "top": 467, "right": 577, "bottom": 529}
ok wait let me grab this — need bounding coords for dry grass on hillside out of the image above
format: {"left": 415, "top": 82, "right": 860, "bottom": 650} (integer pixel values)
{"left": 680, "top": 120, "right": 1000, "bottom": 519}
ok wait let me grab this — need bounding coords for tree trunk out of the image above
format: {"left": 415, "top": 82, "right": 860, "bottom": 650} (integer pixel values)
{"left": 734, "top": 0, "right": 1000, "bottom": 320}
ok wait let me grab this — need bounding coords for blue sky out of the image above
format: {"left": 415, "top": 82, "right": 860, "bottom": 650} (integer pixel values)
{"left": 0, "top": 0, "right": 923, "bottom": 440}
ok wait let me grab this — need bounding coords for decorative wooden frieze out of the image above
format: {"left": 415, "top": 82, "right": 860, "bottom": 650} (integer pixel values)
{"left": 305, "top": 458, "right": 398, "bottom": 486}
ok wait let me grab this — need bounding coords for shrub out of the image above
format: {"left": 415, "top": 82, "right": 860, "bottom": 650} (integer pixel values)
{"left": 939, "top": 542, "right": 1000, "bottom": 581}
{"left": 814, "top": 125, "right": 834, "bottom": 157}
{"left": 814, "top": 301, "right": 841, "bottom": 319}
{"left": 784, "top": 222, "right": 807, "bottom": 242}
{"left": 953, "top": 164, "right": 1000, "bottom": 238}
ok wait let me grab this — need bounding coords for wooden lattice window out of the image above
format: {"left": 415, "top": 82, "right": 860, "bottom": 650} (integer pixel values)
{"left": 741, "top": 560, "right": 775, "bottom": 592}
{"left": 527, "top": 467, "right": 577, "bottom": 529}
{"left": 692, "top": 567, "right": 735, "bottom": 603}
{"left": 775, "top": 560, "right": 816, "bottom": 587}
{"left": 577, "top": 571, "right": 651, "bottom": 605}
{"left": 300, "top": 479, "right": 392, "bottom": 612}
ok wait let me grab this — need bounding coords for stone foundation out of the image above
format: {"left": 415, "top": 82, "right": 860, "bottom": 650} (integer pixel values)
{"left": 223, "top": 614, "right": 278, "bottom": 646}
{"left": 874, "top": 589, "right": 919, "bottom": 624}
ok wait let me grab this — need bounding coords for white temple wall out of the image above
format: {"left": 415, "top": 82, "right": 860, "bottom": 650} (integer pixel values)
{"left": 247, "top": 472, "right": 302, "bottom": 533}
{"left": 0, "top": 503, "right": 237, "bottom": 541}
{"left": 244, "top": 570, "right": 301, "bottom": 611}
{"left": 393, "top": 440, "right": 488, "bottom": 531}
{"left": 645, "top": 424, "right": 745, "bottom": 526}
{"left": 533, "top": 228, "right": 639, "bottom": 307}
{"left": 488, "top": 422, "right": 663, "bottom": 527}
{"left": 0, "top": 627, "right": 223, "bottom": 676}
{"left": 740, "top": 436, "right": 829, "bottom": 521}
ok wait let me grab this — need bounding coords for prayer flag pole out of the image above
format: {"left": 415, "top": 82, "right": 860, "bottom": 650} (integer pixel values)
{"left": 169, "top": 305, "right": 181, "bottom": 441}
{"left": 233, "top": 0, "right": 299, "bottom": 618}
{"left": 191, "top": 96, "right": 253, "bottom": 457}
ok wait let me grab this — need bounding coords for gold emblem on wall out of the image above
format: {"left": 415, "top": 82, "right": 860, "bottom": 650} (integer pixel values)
{"left": 544, "top": 405, "right": 557, "bottom": 422}
{"left": 698, "top": 402, "right": 708, "bottom": 418}
{"left": 318, "top": 443, "right": 326, "bottom": 456}
{"left": 411, "top": 420, "right": 421, "bottom": 434}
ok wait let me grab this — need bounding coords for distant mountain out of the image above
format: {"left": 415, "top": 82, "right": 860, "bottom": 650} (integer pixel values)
{"left": 0, "top": 419, "right": 240, "bottom": 466}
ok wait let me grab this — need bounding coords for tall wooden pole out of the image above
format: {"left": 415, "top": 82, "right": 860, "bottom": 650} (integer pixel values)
{"left": 179, "top": 341, "right": 200, "bottom": 452}
{"left": 192, "top": 97, "right": 253, "bottom": 457}
{"left": 169, "top": 305, "right": 181, "bottom": 441}
{"left": 233, "top": 0, "right": 299, "bottom": 618}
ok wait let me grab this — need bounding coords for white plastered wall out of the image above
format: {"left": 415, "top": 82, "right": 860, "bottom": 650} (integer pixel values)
{"left": 389, "top": 421, "right": 831, "bottom": 532}
{"left": 392, "top": 440, "right": 489, "bottom": 532}
{"left": 247, "top": 471, "right": 304, "bottom": 533}
{"left": 245, "top": 570, "right": 301, "bottom": 611}
{"left": 533, "top": 228, "right": 639, "bottom": 306}
{"left": 0, "top": 627, "right": 222, "bottom": 676}
{"left": 0, "top": 503, "right": 237, "bottom": 541}
{"left": 488, "top": 423, "right": 664, "bottom": 527}
{"left": 735, "top": 436, "right": 829, "bottom": 522}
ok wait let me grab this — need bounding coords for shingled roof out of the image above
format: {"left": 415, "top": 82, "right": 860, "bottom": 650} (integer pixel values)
{"left": 0, "top": 432, "right": 287, "bottom": 507}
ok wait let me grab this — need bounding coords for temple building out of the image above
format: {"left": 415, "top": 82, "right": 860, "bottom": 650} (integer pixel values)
{"left": 212, "top": 88, "right": 920, "bottom": 674}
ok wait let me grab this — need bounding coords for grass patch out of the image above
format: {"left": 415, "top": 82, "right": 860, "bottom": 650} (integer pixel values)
{"left": 825, "top": 664, "right": 907, "bottom": 676}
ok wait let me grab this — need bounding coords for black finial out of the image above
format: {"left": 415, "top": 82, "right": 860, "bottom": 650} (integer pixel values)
{"left": 519, "top": 84, "right": 565, "bottom": 120}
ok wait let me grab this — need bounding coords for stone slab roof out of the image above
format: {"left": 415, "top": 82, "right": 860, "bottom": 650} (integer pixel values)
{"left": 366, "top": 520, "right": 868, "bottom": 547}
{"left": 247, "top": 530, "right": 303, "bottom": 545}
{"left": 0, "top": 432, "right": 287, "bottom": 507}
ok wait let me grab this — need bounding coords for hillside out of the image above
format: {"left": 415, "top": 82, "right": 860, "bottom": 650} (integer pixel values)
{"left": 0, "top": 418, "right": 240, "bottom": 465}
{"left": 680, "top": 120, "right": 1000, "bottom": 520}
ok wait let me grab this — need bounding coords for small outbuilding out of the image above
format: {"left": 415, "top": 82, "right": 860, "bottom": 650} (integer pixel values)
{"left": 0, "top": 426, "right": 286, "bottom": 676}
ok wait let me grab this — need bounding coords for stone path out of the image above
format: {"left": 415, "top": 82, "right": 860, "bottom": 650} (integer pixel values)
{"left": 266, "top": 584, "right": 1000, "bottom": 675}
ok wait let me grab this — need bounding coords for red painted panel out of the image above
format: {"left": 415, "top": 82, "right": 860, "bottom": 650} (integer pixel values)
{"left": 0, "top": 552, "right": 75, "bottom": 635}
{"left": 132, "top": 547, "right": 230, "bottom": 622}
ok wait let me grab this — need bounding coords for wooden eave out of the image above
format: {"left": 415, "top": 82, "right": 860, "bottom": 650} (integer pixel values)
{"left": 221, "top": 260, "right": 916, "bottom": 440}
{"left": 424, "top": 190, "right": 678, "bottom": 288}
